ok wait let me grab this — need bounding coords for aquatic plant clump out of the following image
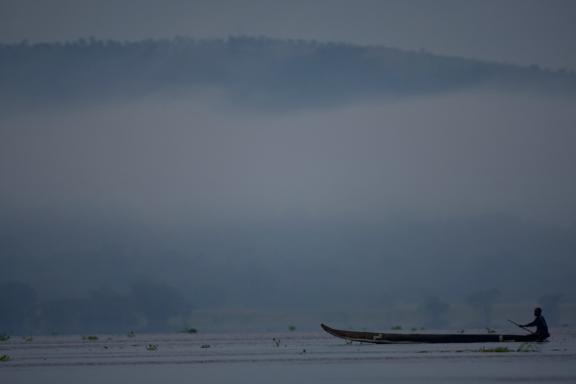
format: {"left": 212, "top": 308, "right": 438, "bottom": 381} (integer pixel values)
{"left": 0, "top": 354, "right": 11, "bottom": 362}
{"left": 479, "top": 344, "right": 538, "bottom": 353}
{"left": 82, "top": 335, "right": 99, "bottom": 341}
{"left": 479, "top": 347, "right": 512, "bottom": 353}
{"left": 517, "top": 343, "right": 537, "bottom": 352}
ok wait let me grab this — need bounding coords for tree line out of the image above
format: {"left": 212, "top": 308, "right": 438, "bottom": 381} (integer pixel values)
{"left": 0, "top": 280, "right": 566, "bottom": 335}
{"left": 1, "top": 36, "right": 574, "bottom": 113}
{"left": 0, "top": 280, "right": 192, "bottom": 335}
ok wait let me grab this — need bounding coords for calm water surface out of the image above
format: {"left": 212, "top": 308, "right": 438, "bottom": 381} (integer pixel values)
{"left": 2, "top": 328, "right": 575, "bottom": 383}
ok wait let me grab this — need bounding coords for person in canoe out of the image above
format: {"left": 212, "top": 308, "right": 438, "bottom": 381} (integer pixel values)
{"left": 521, "top": 307, "right": 550, "bottom": 340}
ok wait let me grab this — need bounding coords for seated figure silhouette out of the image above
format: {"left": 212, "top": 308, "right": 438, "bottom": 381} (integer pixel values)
{"left": 522, "top": 307, "right": 550, "bottom": 340}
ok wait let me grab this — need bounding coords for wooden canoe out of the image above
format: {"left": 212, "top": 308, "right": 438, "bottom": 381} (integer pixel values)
{"left": 321, "top": 323, "right": 545, "bottom": 344}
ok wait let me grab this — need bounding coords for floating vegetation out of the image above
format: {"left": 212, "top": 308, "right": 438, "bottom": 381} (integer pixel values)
{"left": 479, "top": 347, "right": 513, "bottom": 353}
{"left": 0, "top": 333, "right": 10, "bottom": 342}
{"left": 517, "top": 343, "right": 537, "bottom": 352}
{"left": 183, "top": 327, "right": 198, "bottom": 334}
{"left": 478, "top": 343, "right": 537, "bottom": 353}
{"left": 146, "top": 344, "right": 158, "bottom": 351}
{"left": 391, "top": 325, "right": 402, "bottom": 330}
{"left": 82, "top": 336, "right": 99, "bottom": 341}
{"left": 0, "top": 354, "right": 11, "bottom": 362}
{"left": 127, "top": 331, "right": 135, "bottom": 338}
{"left": 23, "top": 336, "right": 33, "bottom": 342}
{"left": 288, "top": 325, "right": 296, "bottom": 332}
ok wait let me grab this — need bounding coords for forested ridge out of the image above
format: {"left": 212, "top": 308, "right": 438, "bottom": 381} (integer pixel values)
{"left": 1, "top": 36, "right": 575, "bottom": 112}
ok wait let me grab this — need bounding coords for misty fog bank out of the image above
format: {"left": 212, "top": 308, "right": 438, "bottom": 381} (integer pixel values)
{"left": 2, "top": 96, "right": 576, "bottom": 333}
{"left": 1, "top": 37, "right": 575, "bottom": 336}
{"left": 2, "top": 92, "right": 575, "bottom": 224}
{"left": 2, "top": 212, "right": 575, "bottom": 300}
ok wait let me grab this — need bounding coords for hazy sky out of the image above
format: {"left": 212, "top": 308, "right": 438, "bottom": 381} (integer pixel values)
{"left": 1, "top": 0, "right": 576, "bottom": 70}
{"left": 1, "top": 1, "right": 576, "bottom": 323}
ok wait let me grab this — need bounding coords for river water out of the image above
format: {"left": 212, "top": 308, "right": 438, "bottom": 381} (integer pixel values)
{"left": 2, "top": 328, "right": 575, "bottom": 383}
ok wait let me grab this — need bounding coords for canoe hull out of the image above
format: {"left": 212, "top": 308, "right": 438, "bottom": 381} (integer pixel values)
{"left": 321, "top": 324, "right": 544, "bottom": 344}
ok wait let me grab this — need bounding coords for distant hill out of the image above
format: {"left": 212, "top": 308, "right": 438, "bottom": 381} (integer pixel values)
{"left": 1, "top": 36, "right": 575, "bottom": 112}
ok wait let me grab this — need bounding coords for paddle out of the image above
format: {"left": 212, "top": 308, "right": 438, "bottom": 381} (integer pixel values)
{"left": 507, "top": 319, "right": 534, "bottom": 335}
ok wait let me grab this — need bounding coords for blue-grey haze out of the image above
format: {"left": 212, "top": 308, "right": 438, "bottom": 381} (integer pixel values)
{"left": 1, "top": 2, "right": 576, "bottom": 334}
